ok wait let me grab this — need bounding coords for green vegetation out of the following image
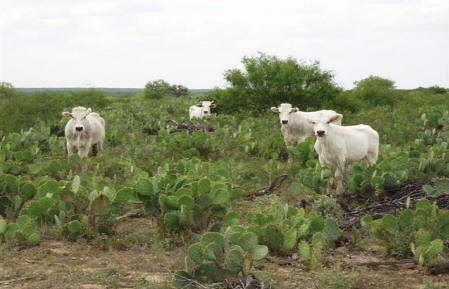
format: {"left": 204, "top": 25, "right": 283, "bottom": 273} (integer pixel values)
{"left": 362, "top": 199, "right": 449, "bottom": 265}
{"left": 1, "top": 55, "right": 449, "bottom": 287}
{"left": 0, "top": 85, "right": 110, "bottom": 133}
{"left": 174, "top": 229, "right": 268, "bottom": 288}
{"left": 246, "top": 199, "right": 340, "bottom": 257}
{"left": 208, "top": 53, "right": 341, "bottom": 114}
{"left": 144, "top": 79, "right": 189, "bottom": 99}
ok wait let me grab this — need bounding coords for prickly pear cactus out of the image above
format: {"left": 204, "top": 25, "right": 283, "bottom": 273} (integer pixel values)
{"left": 247, "top": 200, "right": 340, "bottom": 256}
{"left": 362, "top": 199, "right": 449, "bottom": 264}
{"left": 174, "top": 229, "right": 268, "bottom": 288}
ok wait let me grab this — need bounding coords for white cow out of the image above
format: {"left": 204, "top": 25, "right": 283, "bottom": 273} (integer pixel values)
{"left": 271, "top": 103, "right": 342, "bottom": 163}
{"left": 308, "top": 112, "right": 379, "bottom": 194}
{"left": 62, "top": 106, "right": 105, "bottom": 157}
{"left": 189, "top": 101, "right": 216, "bottom": 120}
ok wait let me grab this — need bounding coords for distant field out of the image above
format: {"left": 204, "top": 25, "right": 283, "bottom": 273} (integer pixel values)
{"left": 17, "top": 87, "right": 211, "bottom": 97}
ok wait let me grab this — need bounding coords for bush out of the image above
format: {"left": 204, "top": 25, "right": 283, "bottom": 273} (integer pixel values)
{"left": 351, "top": 75, "right": 397, "bottom": 106}
{"left": 144, "top": 80, "right": 189, "bottom": 99}
{"left": 208, "top": 53, "right": 342, "bottom": 114}
{"left": 425, "top": 86, "right": 448, "bottom": 95}
{"left": 170, "top": 85, "right": 189, "bottom": 97}
{"left": 144, "top": 79, "right": 172, "bottom": 99}
{"left": 0, "top": 82, "right": 19, "bottom": 100}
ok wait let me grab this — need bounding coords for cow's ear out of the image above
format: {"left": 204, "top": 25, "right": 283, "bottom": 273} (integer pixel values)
{"left": 86, "top": 108, "right": 92, "bottom": 115}
{"left": 196, "top": 103, "right": 203, "bottom": 107}
{"left": 62, "top": 112, "right": 72, "bottom": 118}
{"left": 271, "top": 107, "right": 279, "bottom": 113}
{"left": 291, "top": 107, "right": 299, "bottom": 113}
{"left": 329, "top": 114, "right": 342, "bottom": 124}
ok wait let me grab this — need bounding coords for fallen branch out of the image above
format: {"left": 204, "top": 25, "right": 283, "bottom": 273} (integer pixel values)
{"left": 245, "top": 175, "right": 288, "bottom": 199}
{"left": 166, "top": 118, "right": 179, "bottom": 126}
{"left": 115, "top": 210, "right": 144, "bottom": 221}
{"left": 165, "top": 119, "right": 214, "bottom": 134}
{"left": 266, "top": 256, "right": 309, "bottom": 271}
{"left": 341, "top": 179, "right": 449, "bottom": 230}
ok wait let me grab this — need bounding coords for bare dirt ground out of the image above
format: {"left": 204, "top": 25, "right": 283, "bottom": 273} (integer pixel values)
{"left": 1, "top": 217, "right": 449, "bottom": 289}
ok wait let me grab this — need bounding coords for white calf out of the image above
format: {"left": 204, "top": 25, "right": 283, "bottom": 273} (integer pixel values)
{"left": 271, "top": 103, "right": 342, "bottom": 163}
{"left": 308, "top": 112, "right": 379, "bottom": 194}
{"left": 62, "top": 106, "right": 105, "bottom": 157}
{"left": 189, "top": 101, "right": 215, "bottom": 120}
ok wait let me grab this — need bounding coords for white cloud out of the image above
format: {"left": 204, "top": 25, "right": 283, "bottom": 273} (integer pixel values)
{"left": 0, "top": 0, "right": 448, "bottom": 88}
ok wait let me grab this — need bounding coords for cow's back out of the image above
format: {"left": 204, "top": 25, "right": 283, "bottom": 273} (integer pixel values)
{"left": 86, "top": 114, "right": 105, "bottom": 143}
{"left": 89, "top": 112, "right": 105, "bottom": 127}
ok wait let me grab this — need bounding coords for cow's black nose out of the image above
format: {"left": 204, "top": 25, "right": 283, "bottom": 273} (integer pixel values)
{"left": 76, "top": 127, "right": 83, "bottom": 131}
{"left": 282, "top": 120, "right": 288, "bottom": 124}
{"left": 317, "top": 130, "right": 325, "bottom": 136}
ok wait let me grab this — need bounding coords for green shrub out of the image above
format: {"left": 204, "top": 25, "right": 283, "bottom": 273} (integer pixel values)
{"left": 208, "top": 53, "right": 342, "bottom": 114}
{"left": 312, "top": 196, "right": 342, "bottom": 219}
{"left": 144, "top": 80, "right": 189, "bottom": 99}
{"left": 0, "top": 82, "right": 19, "bottom": 100}
{"left": 352, "top": 75, "right": 398, "bottom": 106}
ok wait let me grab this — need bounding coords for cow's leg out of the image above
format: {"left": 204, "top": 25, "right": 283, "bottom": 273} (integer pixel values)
{"left": 67, "top": 142, "right": 73, "bottom": 156}
{"left": 335, "top": 159, "right": 346, "bottom": 195}
{"left": 367, "top": 150, "right": 378, "bottom": 165}
{"left": 286, "top": 146, "right": 294, "bottom": 165}
{"left": 92, "top": 144, "right": 98, "bottom": 156}
{"left": 285, "top": 135, "right": 296, "bottom": 165}
{"left": 98, "top": 140, "right": 104, "bottom": 152}
{"left": 67, "top": 142, "right": 78, "bottom": 156}
{"left": 78, "top": 145, "right": 90, "bottom": 158}
{"left": 361, "top": 156, "right": 369, "bottom": 166}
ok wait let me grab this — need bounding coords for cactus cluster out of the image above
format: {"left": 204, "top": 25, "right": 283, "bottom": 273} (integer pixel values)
{"left": 422, "top": 178, "right": 449, "bottom": 196}
{"left": 159, "top": 179, "right": 231, "bottom": 232}
{"left": 135, "top": 160, "right": 242, "bottom": 235}
{"left": 362, "top": 199, "right": 449, "bottom": 263}
{"left": 173, "top": 228, "right": 268, "bottom": 288}
{"left": 298, "top": 232, "right": 327, "bottom": 270}
{"left": 246, "top": 200, "right": 340, "bottom": 266}
{"left": 0, "top": 173, "right": 128, "bottom": 242}
{"left": 1, "top": 215, "right": 41, "bottom": 246}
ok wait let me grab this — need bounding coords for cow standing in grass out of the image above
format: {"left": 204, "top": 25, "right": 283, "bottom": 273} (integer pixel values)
{"left": 62, "top": 106, "right": 105, "bottom": 157}
{"left": 189, "top": 101, "right": 215, "bottom": 120}
{"left": 271, "top": 103, "right": 342, "bottom": 163}
{"left": 307, "top": 112, "right": 379, "bottom": 194}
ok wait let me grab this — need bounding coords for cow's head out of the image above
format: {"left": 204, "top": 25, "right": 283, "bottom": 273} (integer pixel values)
{"left": 62, "top": 106, "right": 92, "bottom": 133}
{"left": 307, "top": 112, "right": 343, "bottom": 138}
{"left": 271, "top": 103, "right": 299, "bottom": 125}
{"left": 196, "top": 101, "right": 215, "bottom": 116}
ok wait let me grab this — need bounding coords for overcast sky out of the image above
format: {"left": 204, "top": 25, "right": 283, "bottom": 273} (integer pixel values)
{"left": 1, "top": 0, "right": 448, "bottom": 89}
